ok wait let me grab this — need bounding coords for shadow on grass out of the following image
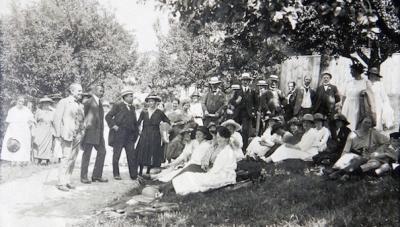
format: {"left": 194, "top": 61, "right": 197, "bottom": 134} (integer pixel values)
{"left": 78, "top": 160, "right": 400, "bottom": 226}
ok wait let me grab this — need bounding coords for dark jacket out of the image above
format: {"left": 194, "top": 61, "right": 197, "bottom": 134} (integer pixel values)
{"left": 82, "top": 96, "right": 104, "bottom": 145}
{"left": 330, "top": 126, "right": 351, "bottom": 152}
{"left": 293, "top": 86, "right": 317, "bottom": 115}
{"left": 232, "top": 87, "right": 256, "bottom": 118}
{"left": 314, "top": 84, "right": 340, "bottom": 116}
{"left": 105, "top": 101, "right": 139, "bottom": 146}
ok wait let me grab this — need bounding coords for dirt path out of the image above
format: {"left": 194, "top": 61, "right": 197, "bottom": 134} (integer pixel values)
{"left": 0, "top": 151, "right": 136, "bottom": 227}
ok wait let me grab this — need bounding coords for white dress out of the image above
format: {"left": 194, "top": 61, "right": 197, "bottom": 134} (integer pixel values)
{"left": 172, "top": 144, "right": 237, "bottom": 195}
{"left": 341, "top": 79, "right": 367, "bottom": 130}
{"left": 269, "top": 128, "right": 319, "bottom": 162}
{"left": 155, "top": 140, "right": 211, "bottom": 182}
{"left": 1, "top": 106, "right": 35, "bottom": 162}
{"left": 315, "top": 127, "right": 331, "bottom": 152}
{"left": 189, "top": 102, "right": 204, "bottom": 126}
{"left": 231, "top": 132, "right": 244, "bottom": 161}
{"left": 370, "top": 81, "right": 394, "bottom": 131}
{"left": 246, "top": 127, "right": 281, "bottom": 158}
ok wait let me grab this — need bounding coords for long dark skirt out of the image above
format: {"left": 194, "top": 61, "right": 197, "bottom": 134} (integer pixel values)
{"left": 136, "top": 126, "right": 163, "bottom": 167}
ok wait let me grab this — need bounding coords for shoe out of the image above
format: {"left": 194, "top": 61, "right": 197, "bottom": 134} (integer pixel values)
{"left": 92, "top": 177, "right": 108, "bottom": 183}
{"left": 56, "top": 185, "right": 69, "bottom": 192}
{"left": 81, "top": 178, "right": 91, "bottom": 184}
{"left": 114, "top": 176, "right": 122, "bottom": 180}
{"left": 66, "top": 184, "right": 76, "bottom": 189}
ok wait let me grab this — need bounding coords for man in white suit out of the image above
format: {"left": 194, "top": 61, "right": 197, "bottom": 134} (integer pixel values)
{"left": 53, "top": 83, "right": 85, "bottom": 191}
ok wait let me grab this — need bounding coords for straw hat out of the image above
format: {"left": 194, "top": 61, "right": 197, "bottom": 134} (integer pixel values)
{"left": 179, "top": 127, "right": 194, "bottom": 135}
{"left": 191, "top": 91, "right": 201, "bottom": 98}
{"left": 256, "top": 80, "right": 268, "bottom": 86}
{"left": 321, "top": 71, "right": 333, "bottom": 79}
{"left": 313, "top": 113, "right": 325, "bottom": 121}
{"left": 302, "top": 114, "right": 314, "bottom": 122}
{"left": 269, "top": 75, "right": 279, "bottom": 81}
{"left": 240, "top": 73, "right": 252, "bottom": 80}
{"left": 221, "top": 119, "right": 241, "bottom": 131}
{"left": 39, "top": 97, "right": 54, "bottom": 103}
{"left": 120, "top": 88, "right": 134, "bottom": 98}
{"left": 209, "top": 77, "right": 222, "bottom": 84}
{"left": 207, "top": 122, "right": 217, "bottom": 129}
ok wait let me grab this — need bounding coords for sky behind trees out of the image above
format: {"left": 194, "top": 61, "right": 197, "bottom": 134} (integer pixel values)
{"left": 0, "top": 0, "right": 170, "bottom": 52}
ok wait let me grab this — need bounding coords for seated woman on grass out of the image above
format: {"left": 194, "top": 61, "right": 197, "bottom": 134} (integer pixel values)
{"left": 172, "top": 126, "right": 237, "bottom": 195}
{"left": 221, "top": 119, "right": 244, "bottom": 161}
{"left": 328, "top": 116, "right": 390, "bottom": 180}
{"left": 153, "top": 126, "right": 212, "bottom": 182}
{"left": 265, "top": 114, "right": 320, "bottom": 163}
{"left": 165, "top": 128, "right": 193, "bottom": 163}
{"left": 246, "top": 116, "right": 281, "bottom": 159}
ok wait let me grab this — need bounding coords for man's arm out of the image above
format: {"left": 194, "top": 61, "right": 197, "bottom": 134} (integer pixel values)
{"left": 105, "top": 103, "right": 119, "bottom": 128}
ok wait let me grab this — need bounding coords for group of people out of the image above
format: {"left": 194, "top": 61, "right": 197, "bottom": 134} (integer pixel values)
{"left": 1, "top": 63, "right": 399, "bottom": 194}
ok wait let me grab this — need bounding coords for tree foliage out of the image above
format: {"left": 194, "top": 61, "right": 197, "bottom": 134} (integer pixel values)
{"left": 161, "top": 0, "right": 400, "bottom": 68}
{"left": 0, "top": 0, "right": 137, "bottom": 102}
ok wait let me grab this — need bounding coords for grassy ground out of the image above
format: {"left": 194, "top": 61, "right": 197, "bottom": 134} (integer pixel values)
{"left": 77, "top": 160, "right": 400, "bottom": 226}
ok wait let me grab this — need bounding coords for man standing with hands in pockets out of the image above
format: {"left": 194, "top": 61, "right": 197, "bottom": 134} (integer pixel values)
{"left": 105, "top": 88, "right": 140, "bottom": 184}
{"left": 80, "top": 84, "right": 108, "bottom": 184}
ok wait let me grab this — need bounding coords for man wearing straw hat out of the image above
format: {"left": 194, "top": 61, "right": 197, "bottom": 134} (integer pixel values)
{"left": 202, "top": 76, "right": 226, "bottom": 127}
{"left": 53, "top": 83, "right": 85, "bottom": 191}
{"left": 105, "top": 88, "right": 140, "bottom": 182}
{"left": 232, "top": 72, "right": 256, "bottom": 150}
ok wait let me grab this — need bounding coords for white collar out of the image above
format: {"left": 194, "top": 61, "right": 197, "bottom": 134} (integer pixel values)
{"left": 92, "top": 95, "right": 99, "bottom": 104}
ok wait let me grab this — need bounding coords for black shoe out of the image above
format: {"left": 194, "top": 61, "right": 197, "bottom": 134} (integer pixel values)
{"left": 92, "top": 177, "right": 108, "bottom": 183}
{"left": 81, "top": 178, "right": 91, "bottom": 184}
{"left": 114, "top": 176, "right": 122, "bottom": 180}
{"left": 66, "top": 184, "right": 76, "bottom": 189}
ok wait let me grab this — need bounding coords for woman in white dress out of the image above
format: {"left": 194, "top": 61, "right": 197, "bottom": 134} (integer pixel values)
{"left": 341, "top": 63, "right": 367, "bottom": 131}
{"left": 367, "top": 67, "right": 394, "bottom": 131}
{"left": 246, "top": 116, "right": 280, "bottom": 159}
{"left": 172, "top": 126, "right": 237, "bottom": 195}
{"left": 266, "top": 114, "right": 319, "bottom": 163}
{"left": 221, "top": 119, "right": 244, "bottom": 161}
{"left": 313, "top": 113, "right": 331, "bottom": 152}
{"left": 154, "top": 126, "right": 212, "bottom": 182}
{"left": 1, "top": 96, "right": 35, "bottom": 165}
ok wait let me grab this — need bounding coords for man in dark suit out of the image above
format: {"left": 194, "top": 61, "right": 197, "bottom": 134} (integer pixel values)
{"left": 254, "top": 80, "right": 269, "bottom": 136}
{"left": 293, "top": 75, "right": 316, "bottom": 117}
{"left": 105, "top": 89, "right": 140, "bottom": 182}
{"left": 232, "top": 73, "right": 256, "bottom": 150}
{"left": 314, "top": 72, "right": 340, "bottom": 119}
{"left": 284, "top": 81, "right": 296, "bottom": 121}
{"left": 80, "top": 85, "right": 108, "bottom": 184}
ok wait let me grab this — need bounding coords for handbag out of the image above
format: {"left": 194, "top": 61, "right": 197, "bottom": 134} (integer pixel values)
{"left": 7, "top": 138, "right": 21, "bottom": 153}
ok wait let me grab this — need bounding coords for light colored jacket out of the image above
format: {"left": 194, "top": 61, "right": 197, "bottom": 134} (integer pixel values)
{"left": 53, "top": 96, "right": 85, "bottom": 142}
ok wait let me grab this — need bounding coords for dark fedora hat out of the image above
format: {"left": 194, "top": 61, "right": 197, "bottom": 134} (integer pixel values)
{"left": 195, "top": 126, "right": 212, "bottom": 140}
{"left": 367, "top": 67, "right": 382, "bottom": 78}
{"left": 145, "top": 94, "right": 162, "bottom": 102}
{"left": 334, "top": 113, "right": 350, "bottom": 125}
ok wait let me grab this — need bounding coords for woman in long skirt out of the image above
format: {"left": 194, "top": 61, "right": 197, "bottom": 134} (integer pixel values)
{"left": 341, "top": 63, "right": 367, "bottom": 131}
{"left": 32, "top": 97, "right": 55, "bottom": 165}
{"left": 1, "top": 96, "right": 35, "bottom": 165}
{"left": 136, "top": 94, "right": 170, "bottom": 175}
